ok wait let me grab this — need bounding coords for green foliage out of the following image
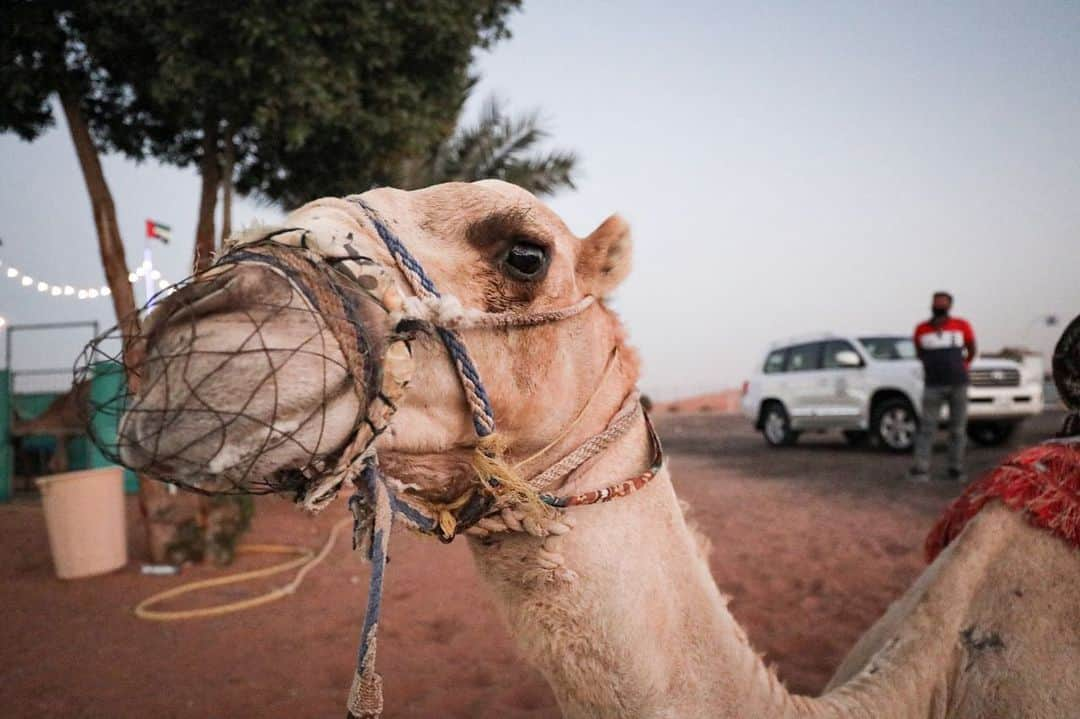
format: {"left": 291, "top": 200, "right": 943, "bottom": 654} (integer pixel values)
{"left": 405, "top": 95, "right": 578, "bottom": 197}
{"left": 0, "top": 3, "right": 85, "bottom": 138}
{"left": 77, "top": 1, "right": 523, "bottom": 207}
{"left": 1, "top": 1, "right": 523, "bottom": 206}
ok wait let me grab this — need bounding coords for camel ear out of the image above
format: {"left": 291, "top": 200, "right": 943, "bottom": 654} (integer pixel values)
{"left": 577, "top": 214, "right": 632, "bottom": 296}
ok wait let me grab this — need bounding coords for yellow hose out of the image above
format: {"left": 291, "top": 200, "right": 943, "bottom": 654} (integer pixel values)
{"left": 134, "top": 516, "right": 353, "bottom": 621}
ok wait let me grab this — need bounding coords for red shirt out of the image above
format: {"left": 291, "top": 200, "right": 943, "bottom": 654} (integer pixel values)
{"left": 914, "top": 317, "right": 976, "bottom": 386}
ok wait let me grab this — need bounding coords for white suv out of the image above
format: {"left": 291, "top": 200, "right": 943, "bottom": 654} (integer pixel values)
{"left": 740, "top": 333, "right": 1044, "bottom": 451}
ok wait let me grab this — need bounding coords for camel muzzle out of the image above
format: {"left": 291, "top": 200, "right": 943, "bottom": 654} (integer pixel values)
{"left": 80, "top": 236, "right": 408, "bottom": 502}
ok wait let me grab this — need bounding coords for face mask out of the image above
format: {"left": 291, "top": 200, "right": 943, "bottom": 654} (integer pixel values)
{"left": 931, "top": 306, "right": 948, "bottom": 319}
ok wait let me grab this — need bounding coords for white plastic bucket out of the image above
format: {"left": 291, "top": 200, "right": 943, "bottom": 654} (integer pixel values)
{"left": 37, "top": 467, "right": 128, "bottom": 579}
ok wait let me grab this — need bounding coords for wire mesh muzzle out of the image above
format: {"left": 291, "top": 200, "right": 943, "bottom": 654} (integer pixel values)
{"left": 77, "top": 242, "right": 413, "bottom": 504}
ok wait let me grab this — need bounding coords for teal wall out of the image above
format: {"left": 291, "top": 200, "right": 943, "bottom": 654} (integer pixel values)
{"left": 0, "top": 371, "right": 10, "bottom": 502}
{"left": 88, "top": 363, "right": 138, "bottom": 493}
{"left": 0, "top": 363, "right": 136, "bottom": 501}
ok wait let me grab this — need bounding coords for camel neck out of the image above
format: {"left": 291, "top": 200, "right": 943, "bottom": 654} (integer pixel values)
{"left": 469, "top": 407, "right": 1003, "bottom": 719}
{"left": 470, "top": 414, "right": 1019, "bottom": 716}
{"left": 471, "top": 415, "right": 812, "bottom": 718}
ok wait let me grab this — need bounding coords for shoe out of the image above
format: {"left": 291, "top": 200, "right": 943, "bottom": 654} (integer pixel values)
{"left": 947, "top": 468, "right": 967, "bottom": 483}
{"left": 906, "top": 469, "right": 930, "bottom": 483}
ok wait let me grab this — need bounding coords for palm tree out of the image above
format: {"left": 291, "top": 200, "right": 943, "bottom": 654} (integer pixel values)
{"left": 406, "top": 96, "right": 578, "bottom": 196}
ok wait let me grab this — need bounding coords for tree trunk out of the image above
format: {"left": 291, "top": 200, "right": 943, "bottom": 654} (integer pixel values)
{"left": 193, "top": 120, "right": 220, "bottom": 271}
{"left": 220, "top": 130, "right": 234, "bottom": 243}
{"left": 59, "top": 90, "right": 185, "bottom": 563}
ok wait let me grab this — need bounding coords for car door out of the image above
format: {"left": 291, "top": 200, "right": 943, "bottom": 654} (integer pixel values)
{"left": 817, "top": 339, "right": 868, "bottom": 427}
{"left": 782, "top": 342, "right": 826, "bottom": 427}
{"left": 755, "top": 347, "right": 789, "bottom": 413}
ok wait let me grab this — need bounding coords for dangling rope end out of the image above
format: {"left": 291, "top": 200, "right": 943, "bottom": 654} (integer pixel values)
{"left": 473, "top": 434, "right": 552, "bottom": 522}
{"left": 346, "top": 670, "right": 384, "bottom": 719}
{"left": 437, "top": 509, "right": 458, "bottom": 540}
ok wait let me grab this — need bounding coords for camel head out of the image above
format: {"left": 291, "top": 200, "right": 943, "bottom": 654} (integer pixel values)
{"left": 114, "top": 181, "right": 636, "bottom": 509}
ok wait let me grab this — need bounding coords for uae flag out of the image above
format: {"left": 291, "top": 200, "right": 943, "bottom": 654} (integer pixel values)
{"left": 145, "top": 219, "right": 172, "bottom": 243}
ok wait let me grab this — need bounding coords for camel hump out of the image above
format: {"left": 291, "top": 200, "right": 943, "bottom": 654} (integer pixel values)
{"left": 925, "top": 442, "right": 1080, "bottom": 562}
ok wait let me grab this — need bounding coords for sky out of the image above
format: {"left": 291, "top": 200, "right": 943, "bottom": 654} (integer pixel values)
{"left": 1, "top": 1, "right": 1077, "bottom": 398}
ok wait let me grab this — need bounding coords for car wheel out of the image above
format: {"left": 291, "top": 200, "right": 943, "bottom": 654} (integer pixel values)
{"left": 843, "top": 430, "right": 870, "bottom": 447}
{"left": 967, "top": 421, "right": 1017, "bottom": 447}
{"left": 872, "top": 398, "right": 918, "bottom": 452}
{"left": 761, "top": 402, "right": 799, "bottom": 447}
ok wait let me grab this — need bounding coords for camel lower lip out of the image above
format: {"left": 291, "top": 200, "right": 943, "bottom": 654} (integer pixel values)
{"left": 377, "top": 449, "right": 477, "bottom": 503}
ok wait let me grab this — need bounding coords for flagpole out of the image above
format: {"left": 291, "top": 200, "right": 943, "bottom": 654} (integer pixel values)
{"left": 143, "top": 241, "right": 154, "bottom": 307}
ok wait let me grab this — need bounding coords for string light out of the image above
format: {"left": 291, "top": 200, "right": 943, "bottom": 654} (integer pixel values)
{"left": 0, "top": 258, "right": 174, "bottom": 300}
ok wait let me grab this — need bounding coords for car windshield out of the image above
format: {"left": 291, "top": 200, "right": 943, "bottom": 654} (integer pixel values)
{"left": 858, "top": 336, "right": 916, "bottom": 361}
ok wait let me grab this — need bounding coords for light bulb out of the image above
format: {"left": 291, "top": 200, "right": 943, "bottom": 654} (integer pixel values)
{"left": 101, "top": 286, "right": 111, "bottom": 296}
{"left": 50, "top": 287, "right": 61, "bottom": 296}
{"left": 21, "top": 276, "right": 32, "bottom": 286}
{"left": 37, "top": 282, "right": 48, "bottom": 292}
{"left": 6, "top": 267, "right": 18, "bottom": 278}
{"left": 63, "top": 285, "right": 74, "bottom": 296}
{"left": 88, "top": 289, "right": 99, "bottom": 299}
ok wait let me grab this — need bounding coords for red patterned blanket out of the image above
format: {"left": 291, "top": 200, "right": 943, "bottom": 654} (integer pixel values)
{"left": 925, "top": 442, "right": 1080, "bottom": 563}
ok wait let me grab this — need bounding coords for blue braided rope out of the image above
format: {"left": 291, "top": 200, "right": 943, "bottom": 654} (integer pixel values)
{"left": 334, "top": 197, "right": 506, "bottom": 716}
{"left": 436, "top": 327, "right": 495, "bottom": 436}
{"left": 348, "top": 197, "right": 496, "bottom": 436}
{"left": 351, "top": 464, "right": 386, "bottom": 664}
{"left": 360, "top": 206, "right": 439, "bottom": 297}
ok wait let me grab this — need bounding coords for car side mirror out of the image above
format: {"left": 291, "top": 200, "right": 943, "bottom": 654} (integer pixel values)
{"left": 834, "top": 350, "right": 863, "bottom": 368}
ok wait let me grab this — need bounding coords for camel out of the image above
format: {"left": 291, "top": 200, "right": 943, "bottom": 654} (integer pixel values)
{"left": 115, "top": 181, "right": 1079, "bottom": 718}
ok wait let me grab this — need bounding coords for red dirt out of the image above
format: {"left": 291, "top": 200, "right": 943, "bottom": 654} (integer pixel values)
{"left": 1, "top": 411, "right": 1064, "bottom": 718}
{"left": 651, "top": 389, "right": 741, "bottom": 415}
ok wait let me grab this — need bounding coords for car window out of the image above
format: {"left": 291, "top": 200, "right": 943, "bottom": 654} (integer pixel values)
{"left": 822, "top": 340, "right": 863, "bottom": 369}
{"left": 858, "top": 336, "right": 916, "bottom": 360}
{"left": 763, "top": 349, "right": 787, "bottom": 374}
{"left": 785, "top": 343, "right": 822, "bottom": 372}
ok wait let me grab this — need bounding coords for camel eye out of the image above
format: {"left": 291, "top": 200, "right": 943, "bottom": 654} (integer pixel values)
{"left": 502, "top": 240, "right": 548, "bottom": 281}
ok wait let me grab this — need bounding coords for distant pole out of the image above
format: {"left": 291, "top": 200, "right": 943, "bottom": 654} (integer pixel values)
{"left": 143, "top": 243, "right": 154, "bottom": 306}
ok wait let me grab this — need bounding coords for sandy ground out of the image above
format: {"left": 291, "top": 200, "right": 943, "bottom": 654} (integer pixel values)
{"left": 1, "top": 410, "right": 1067, "bottom": 718}
{"left": 650, "top": 389, "right": 741, "bottom": 415}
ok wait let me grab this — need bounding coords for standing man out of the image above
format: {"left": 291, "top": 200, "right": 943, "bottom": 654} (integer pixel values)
{"left": 910, "top": 291, "right": 977, "bottom": 482}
